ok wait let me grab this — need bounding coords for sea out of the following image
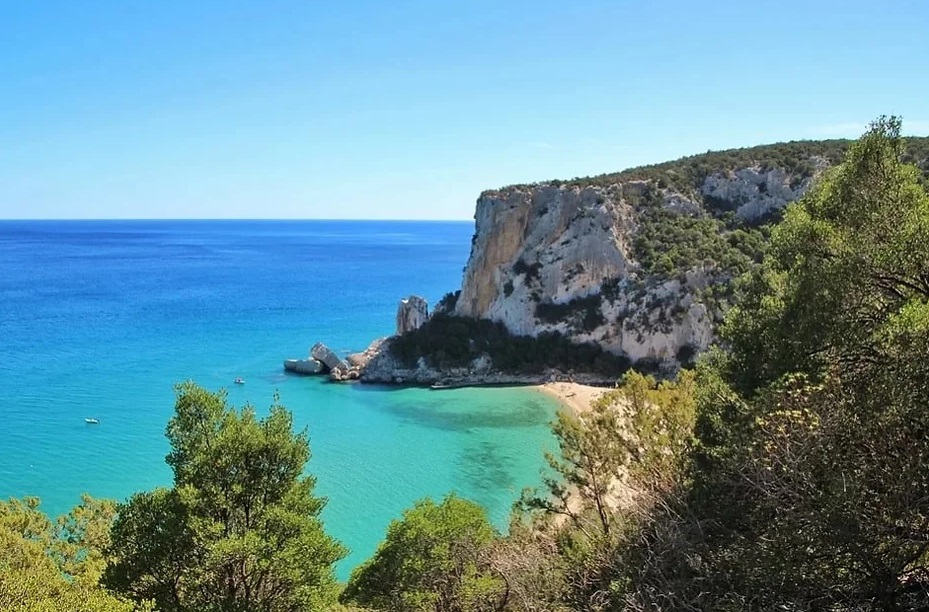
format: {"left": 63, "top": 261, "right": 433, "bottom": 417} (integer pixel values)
{"left": 0, "top": 220, "right": 561, "bottom": 578}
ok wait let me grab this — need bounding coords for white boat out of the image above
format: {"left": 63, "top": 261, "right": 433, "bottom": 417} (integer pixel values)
{"left": 84, "top": 418, "right": 100, "bottom": 424}
{"left": 234, "top": 377, "right": 245, "bottom": 385}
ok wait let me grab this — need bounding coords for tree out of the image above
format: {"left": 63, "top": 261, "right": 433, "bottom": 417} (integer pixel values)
{"left": 52, "top": 494, "right": 119, "bottom": 585}
{"left": 341, "top": 495, "right": 503, "bottom": 612}
{"left": 0, "top": 496, "right": 146, "bottom": 612}
{"left": 524, "top": 370, "right": 696, "bottom": 539}
{"left": 105, "top": 381, "right": 346, "bottom": 612}
{"left": 689, "top": 117, "right": 929, "bottom": 609}
{"left": 724, "top": 116, "right": 929, "bottom": 394}
{"left": 516, "top": 371, "right": 697, "bottom": 611}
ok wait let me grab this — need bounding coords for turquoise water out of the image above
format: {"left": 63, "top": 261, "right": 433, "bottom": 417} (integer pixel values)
{"left": 0, "top": 220, "right": 560, "bottom": 577}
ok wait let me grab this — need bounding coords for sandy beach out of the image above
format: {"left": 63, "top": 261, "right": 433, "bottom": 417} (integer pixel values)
{"left": 533, "top": 381, "right": 614, "bottom": 415}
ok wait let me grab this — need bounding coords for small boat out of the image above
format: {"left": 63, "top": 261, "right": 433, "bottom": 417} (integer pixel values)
{"left": 84, "top": 418, "right": 100, "bottom": 425}
{"left": 430, "top": 382, "right": 451, "bottom": 390}
{"left": 233, "top": 377, "right": 245, "bottom": 385}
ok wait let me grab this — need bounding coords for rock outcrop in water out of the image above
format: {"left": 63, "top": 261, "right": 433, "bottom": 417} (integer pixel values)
{"left": 311, "top": 342, "right": 348, "bottom": 372}
{"left": 283, "top": 342, "right": 351, "bottom": 379}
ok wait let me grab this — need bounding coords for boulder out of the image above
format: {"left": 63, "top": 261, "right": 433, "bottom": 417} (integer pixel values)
{"left": 329, "top": 364, "right": 358, "bottom": 381}
{"left": 283, "top": 358, "right": 325, "bottom": 374}
{"left": 346, "top": 338, "right": 387, "bottom": 368}
{"left": 310, "top": 342, "right": 348, "bottom": 372}
{"left": 396, "top": 295, "right": 429, "bottom": 335}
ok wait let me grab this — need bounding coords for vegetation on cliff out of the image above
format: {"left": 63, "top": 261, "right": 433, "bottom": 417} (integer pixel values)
{"left": 550, "top": 135, "right": 929, "bottom": 194}
{"left": 388, "top": 312, "right": 632, "bottom": 376}
{"left": 535, "top": 133, "right": 929, "bottom": 326}
{"left": 624, "top": 135, "right": 928, "bottom": 314}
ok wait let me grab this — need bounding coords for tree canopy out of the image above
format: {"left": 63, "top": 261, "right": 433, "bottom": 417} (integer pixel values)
{"left": 0, "top": 495, "right": 145, "bottom": 612}
{"left": 105, "top": 382, "right": 346, "bottom": 612}
{"left": 341, "top": 494, "right": 502, "bottom": 612}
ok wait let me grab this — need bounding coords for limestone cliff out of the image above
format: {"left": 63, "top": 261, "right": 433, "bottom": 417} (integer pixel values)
{"left": 451, "top": 141, "right": 855, "bottom": 368}
{"left": 357, "top": 138, "right": 929, "bottom": 379}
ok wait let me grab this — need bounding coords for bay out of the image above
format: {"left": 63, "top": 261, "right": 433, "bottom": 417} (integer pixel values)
{"left": 0, "top": 219, "right": 560, "bottom": 577}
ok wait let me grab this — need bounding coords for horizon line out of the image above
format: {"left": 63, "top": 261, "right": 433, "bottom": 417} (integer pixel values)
{"left": 0, "top": 217, "right": 475, "bottom": 223}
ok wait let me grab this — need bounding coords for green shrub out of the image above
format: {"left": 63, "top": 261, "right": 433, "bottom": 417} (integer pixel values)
{"left": 535, "top": 294, "right": 605, "bottom": 332}
{"left": 435, "top": 290, "right": 460, "bottom": 313}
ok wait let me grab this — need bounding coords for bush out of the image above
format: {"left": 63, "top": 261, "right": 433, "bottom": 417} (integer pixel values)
{"left": 435, "top": 290, "right": 460, "bottom": 313}
{"left": 513, "top": 258, "right": 543, "bottom": 282}
{"left": 535, "top": 294, "right": 605, "bottom": 333}
{"left": 341, "top": 495, "right": 502, "bottom": 612}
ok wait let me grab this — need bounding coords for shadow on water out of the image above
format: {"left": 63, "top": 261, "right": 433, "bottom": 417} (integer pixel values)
{"left": 349, "top": 382, "right": 416, "bottom": 393}
{"left": 375, "top": 390, "right": 554, "bottom": 432}
{"left": 459, "top": 440, "right": 518, "bottom": 495}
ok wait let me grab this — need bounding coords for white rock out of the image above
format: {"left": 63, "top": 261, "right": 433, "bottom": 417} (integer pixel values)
{"left": 396, "top": 295, "right": 429, "bottom": 335}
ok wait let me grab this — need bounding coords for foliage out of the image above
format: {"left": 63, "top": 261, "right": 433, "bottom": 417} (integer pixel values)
{"left": 0, "top": 496, "right": 147, "bottom": 612}
{"left": 523, "top": 371, "right": 696, "bottom": 537}
{"left": 486, "top": 517, "right": 571, "bottom": 612}
{"left": 105, "top": 382, "right": 346, "bottom": 612}
{"left": 686, "top": 116, "right": 929, "bottom": 609}
{"left": 724, "top": 116, "right": 929, "bottom": 394}
{"left": 632, "top": 206, "right": 767, "bottom": 280}
{"left": 517, "top": 371, "right": 697, "bottom": 611}
{"left": 534, "top": 294, "right": 605, "bottom": 332}
{"left": 388, "top": 313, "right": 631, "bottom": 376}
{"left": 435, "top": 290, "right": 461, "bottom": 313}
{"left": 341, "top": 495, "right": 503, "bottom": 612}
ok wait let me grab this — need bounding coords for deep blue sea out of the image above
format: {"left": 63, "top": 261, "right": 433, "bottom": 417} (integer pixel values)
{"left": 0, "top": 220, "right": 560, "bottom": 578}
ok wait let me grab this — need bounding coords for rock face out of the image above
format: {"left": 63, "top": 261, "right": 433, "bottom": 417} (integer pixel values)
{"left": 456, "top": 185, "right": 632, "bottom": 332}
{"left": 396, "top": 296, "right": 429, "bottom": 335}
{"left": 452, "top": 160, "right": 822, "bottom": 368}
{"left": 701, "top": 166, "right": 819, "bottom": 222}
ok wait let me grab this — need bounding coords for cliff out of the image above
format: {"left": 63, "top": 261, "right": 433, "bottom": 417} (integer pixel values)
{"left": 351, "top": 138, "right": 929, "bottom": 382}
{"left": 448, "top": 138, "right": 929, "bottom": 368}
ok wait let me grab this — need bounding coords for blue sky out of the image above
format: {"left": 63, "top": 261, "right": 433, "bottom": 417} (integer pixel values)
{"left": 2, "top": 0, "right": 927, "bottom": 220}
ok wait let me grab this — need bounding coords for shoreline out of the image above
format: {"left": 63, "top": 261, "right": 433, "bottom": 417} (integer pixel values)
{"left": 532, "top": 381, "right": 612, "bottom": 416}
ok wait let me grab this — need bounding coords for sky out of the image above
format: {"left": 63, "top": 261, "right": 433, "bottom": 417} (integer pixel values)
{"left": 1, "top": 0, "right": 927, "bottom": 220}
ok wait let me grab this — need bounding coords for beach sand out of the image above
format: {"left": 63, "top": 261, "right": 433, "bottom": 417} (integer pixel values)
{"left": 533, "top": 381, "right": 614, "bottom": 415}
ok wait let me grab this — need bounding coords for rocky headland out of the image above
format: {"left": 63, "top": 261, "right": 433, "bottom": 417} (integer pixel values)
{"left": 294, "top": 138, "right": 929, "bottom": 387}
